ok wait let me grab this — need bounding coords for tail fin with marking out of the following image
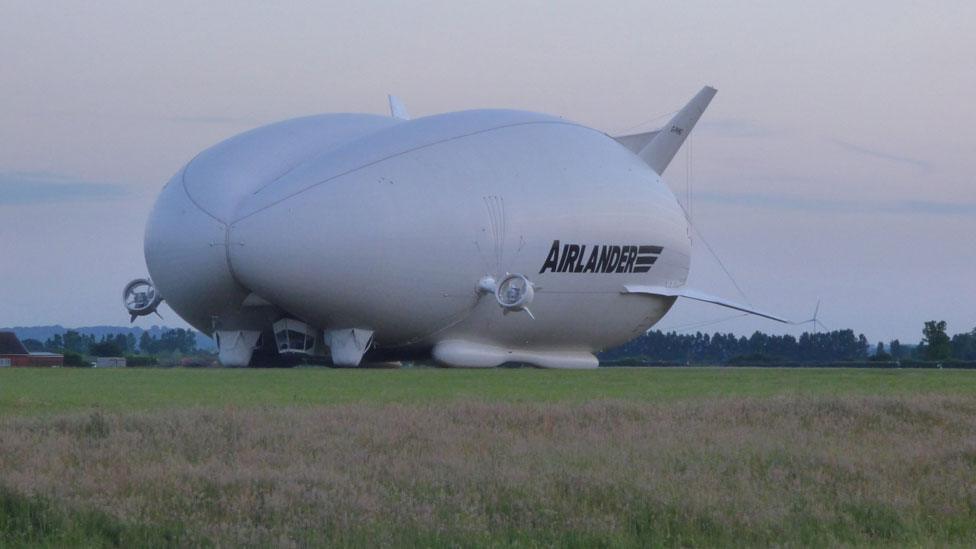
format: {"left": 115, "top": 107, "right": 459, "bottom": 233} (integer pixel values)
{"left": 638, "top": 86, "right": 716, "bottom": 175}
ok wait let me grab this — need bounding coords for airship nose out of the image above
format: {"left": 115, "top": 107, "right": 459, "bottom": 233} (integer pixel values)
{"left": 144, "top": 169, "right": 250, "bottom": 332}
{"left": 143, "top": 114, "right": 401, "bottom": 335}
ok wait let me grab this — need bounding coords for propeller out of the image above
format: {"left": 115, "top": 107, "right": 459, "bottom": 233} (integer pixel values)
{"left": 123, "top": 278, "right": 163, "bottom": 322}
{"left": 483, "top": 273, "right": 536, "bottom": 319}
{"left": 473, "top": 195, "right": 537, "bottom": 319}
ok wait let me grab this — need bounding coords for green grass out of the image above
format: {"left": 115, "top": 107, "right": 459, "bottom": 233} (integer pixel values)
{"left": 2, "top": 366, "right": 976, "bottom": 416}
{"left": 0, "top": 486, "right": 183, "bottom": 548}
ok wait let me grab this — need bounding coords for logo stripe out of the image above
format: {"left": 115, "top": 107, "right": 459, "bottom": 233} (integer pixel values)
{"left": 539, "top": 240, "right": 664, "bottom": 274}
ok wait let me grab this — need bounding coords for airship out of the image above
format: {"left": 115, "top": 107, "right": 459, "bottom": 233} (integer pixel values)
{"left": 124, "top": 87, "right": 786, "bottom": 368}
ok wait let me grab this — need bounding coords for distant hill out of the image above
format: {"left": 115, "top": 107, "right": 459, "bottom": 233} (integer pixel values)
{"left": 0, "top": 325, "right": 216, "bottom": 351}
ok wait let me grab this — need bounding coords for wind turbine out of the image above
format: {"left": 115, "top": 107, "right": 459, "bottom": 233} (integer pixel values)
{"left": 797, "top": 300, "right": 829, "bottom": 334}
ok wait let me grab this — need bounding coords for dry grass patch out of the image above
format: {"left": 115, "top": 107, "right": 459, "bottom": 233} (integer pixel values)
{"left": 2, "top": 396, "right": 976, "bottom": 546}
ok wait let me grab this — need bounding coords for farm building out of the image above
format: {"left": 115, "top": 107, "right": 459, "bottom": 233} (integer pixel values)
{"left": 0, "top": 331, "right": 64, "bottom": 367}
{"left": 94, "top": 357, "right": 126, "bottom": 368}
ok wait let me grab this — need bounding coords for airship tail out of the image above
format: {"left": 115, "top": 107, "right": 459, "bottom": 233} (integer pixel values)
{"left": 638, "top": 86, "right": 717, "bottom": 175}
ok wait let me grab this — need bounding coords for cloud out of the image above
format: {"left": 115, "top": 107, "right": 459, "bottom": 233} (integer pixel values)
{"left": 0, "top": 171, "right": 128, "bottom": 204}
{"left": 27, "top": 109, "right": 263, "bottom": 127}
{"left": 699, "top": 118, "right": 777, "bottom": 139}
{"left": 828, "top": 138, "right": 932, "bottom": 173}
{"left": 167, "top": 115, "right": 265, "bottom": 126}
{"left": 697, "top": 191, "right": 976, "bottom": 217}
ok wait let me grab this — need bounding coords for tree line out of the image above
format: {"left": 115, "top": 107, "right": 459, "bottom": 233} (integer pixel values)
{"left": 601, "top": 321, "right": 976, "bottom": 364}
{"left": 21, "top": 328, "right": 198, "bottom": 357}
{"left": 16, "top": 320, "right": 976, "bottom": 366}
{"left": 916, "top": 320, "right": 976, "bottom": 361}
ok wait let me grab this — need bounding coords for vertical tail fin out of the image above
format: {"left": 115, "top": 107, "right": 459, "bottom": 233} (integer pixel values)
{"left": 388, "top": 95, "right": 410, "bottom": 120}
{"left": 638, "top": 86, "right": 716, "bottom": 175}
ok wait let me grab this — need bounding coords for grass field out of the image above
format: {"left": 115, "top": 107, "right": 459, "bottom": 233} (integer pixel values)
{"left": 3, "top": 366, "right": 976, "bottom": 415}
{"left": 2, "top": 367, "right": 976, "bottom": 547}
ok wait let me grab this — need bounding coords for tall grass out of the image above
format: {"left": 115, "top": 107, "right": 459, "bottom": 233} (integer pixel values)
{"left": 2, "top": 396, "right": 976, "bottom": 546}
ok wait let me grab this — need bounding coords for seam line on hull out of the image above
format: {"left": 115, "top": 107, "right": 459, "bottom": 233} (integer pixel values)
{"left": 229, "top": 120, "right": 594, "bottom": 225}
{"left": 223, "top": 222, "right": 246, "bottom": 293}
{"left": 179, "top": 161, "right": 228, "bottom": 226}
{"left": 176, "top": 161, "right": 253, "bottom": 303}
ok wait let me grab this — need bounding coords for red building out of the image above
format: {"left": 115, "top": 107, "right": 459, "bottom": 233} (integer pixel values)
{"left": 0, "top": 332, "right": 64, "bottom": 367}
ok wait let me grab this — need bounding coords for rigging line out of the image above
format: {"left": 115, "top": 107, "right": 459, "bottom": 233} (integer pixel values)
{"left": 685, "top": 132, "right": 692, "bottom": 228}
{"left": 673, "top": 138, "right": 751, "bottom": 306}
{"left": 499, "top": 195, "right": 507, "bottom": 267}
{"left": 657, "top": 313, "right": 750, "bottom": 333}
{"left": 688, "top": 133, "right": 695, "bottom": 225}
{"left": 691, "top": 222, "right": 753, "bottom": 306}
{"left": 676, "top": 198, "right": 753, "bottom": 306}
{"left": 612, "top": 109, "right": 679, "bottom": 135}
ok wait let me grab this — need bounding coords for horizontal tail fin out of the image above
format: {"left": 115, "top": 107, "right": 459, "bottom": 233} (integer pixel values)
{"left": 613, "top": 130, "right": 660, "bottom": 154}
{"left": 638, "top": 86, "right": 716, "bottom": 175}
{"left": 623, "top": 284, "right": 790, "bottom": 323}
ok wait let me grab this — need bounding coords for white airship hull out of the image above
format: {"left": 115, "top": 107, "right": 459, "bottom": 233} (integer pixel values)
{"left": 226, "top": 114, "right": 688, "bottom": 349}
{"left": 134, "top": 88, "right": 781, "bottom": 367}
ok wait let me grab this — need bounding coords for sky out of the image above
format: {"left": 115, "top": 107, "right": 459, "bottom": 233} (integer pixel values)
{"left": 1, "top": 1, "right": 973, "bottom": 343}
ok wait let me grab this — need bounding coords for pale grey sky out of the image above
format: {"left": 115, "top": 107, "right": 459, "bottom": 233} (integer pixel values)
{"left": 1, "top": 1, "right": 973, "bottom": 342}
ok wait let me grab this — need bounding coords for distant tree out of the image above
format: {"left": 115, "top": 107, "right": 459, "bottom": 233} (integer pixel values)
{"left": 921, "top": 320, "right": 951, "bottom": 361}
{"left": 44, "top": 333, "right": 64, "bottom": 352}
{"left": 871, "top": 341, "right": 890, "bottom": 362}
{"left": 90, "top": 339, "right": 124, "bottom": 357}
{"left": 856, "top": 334, "right": 870, "bottom": 359}
{"left": 125, "top": 333, "right": 137, "bottom": 354}
{"left": 62, "top": 351, "right": 87, "bottom": 367}
{"left": 889, "top": 339, "right": 903, "bottom": 359}
{"left": 157, "top": 328, "right": 196, "bottom": 354}
{"left": 21, "top": 338, "right": 44, "bottom": 352}
{"left": 106, "top": 333, "right": 130, "bottom": 354}
{"left": 599, "top": 327, "right": 884, "bottom": 364}
{"left": 136, "top": 329, "right": 197, "bottom": 356}
{"left": 139, "top": 332, "right": 154, "bottom": 354}
{"left": 950, "top": 328, "right": 976, "bottom": 361}
{"left": 62, "top": 330, "right": 90, "bottom": 354}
